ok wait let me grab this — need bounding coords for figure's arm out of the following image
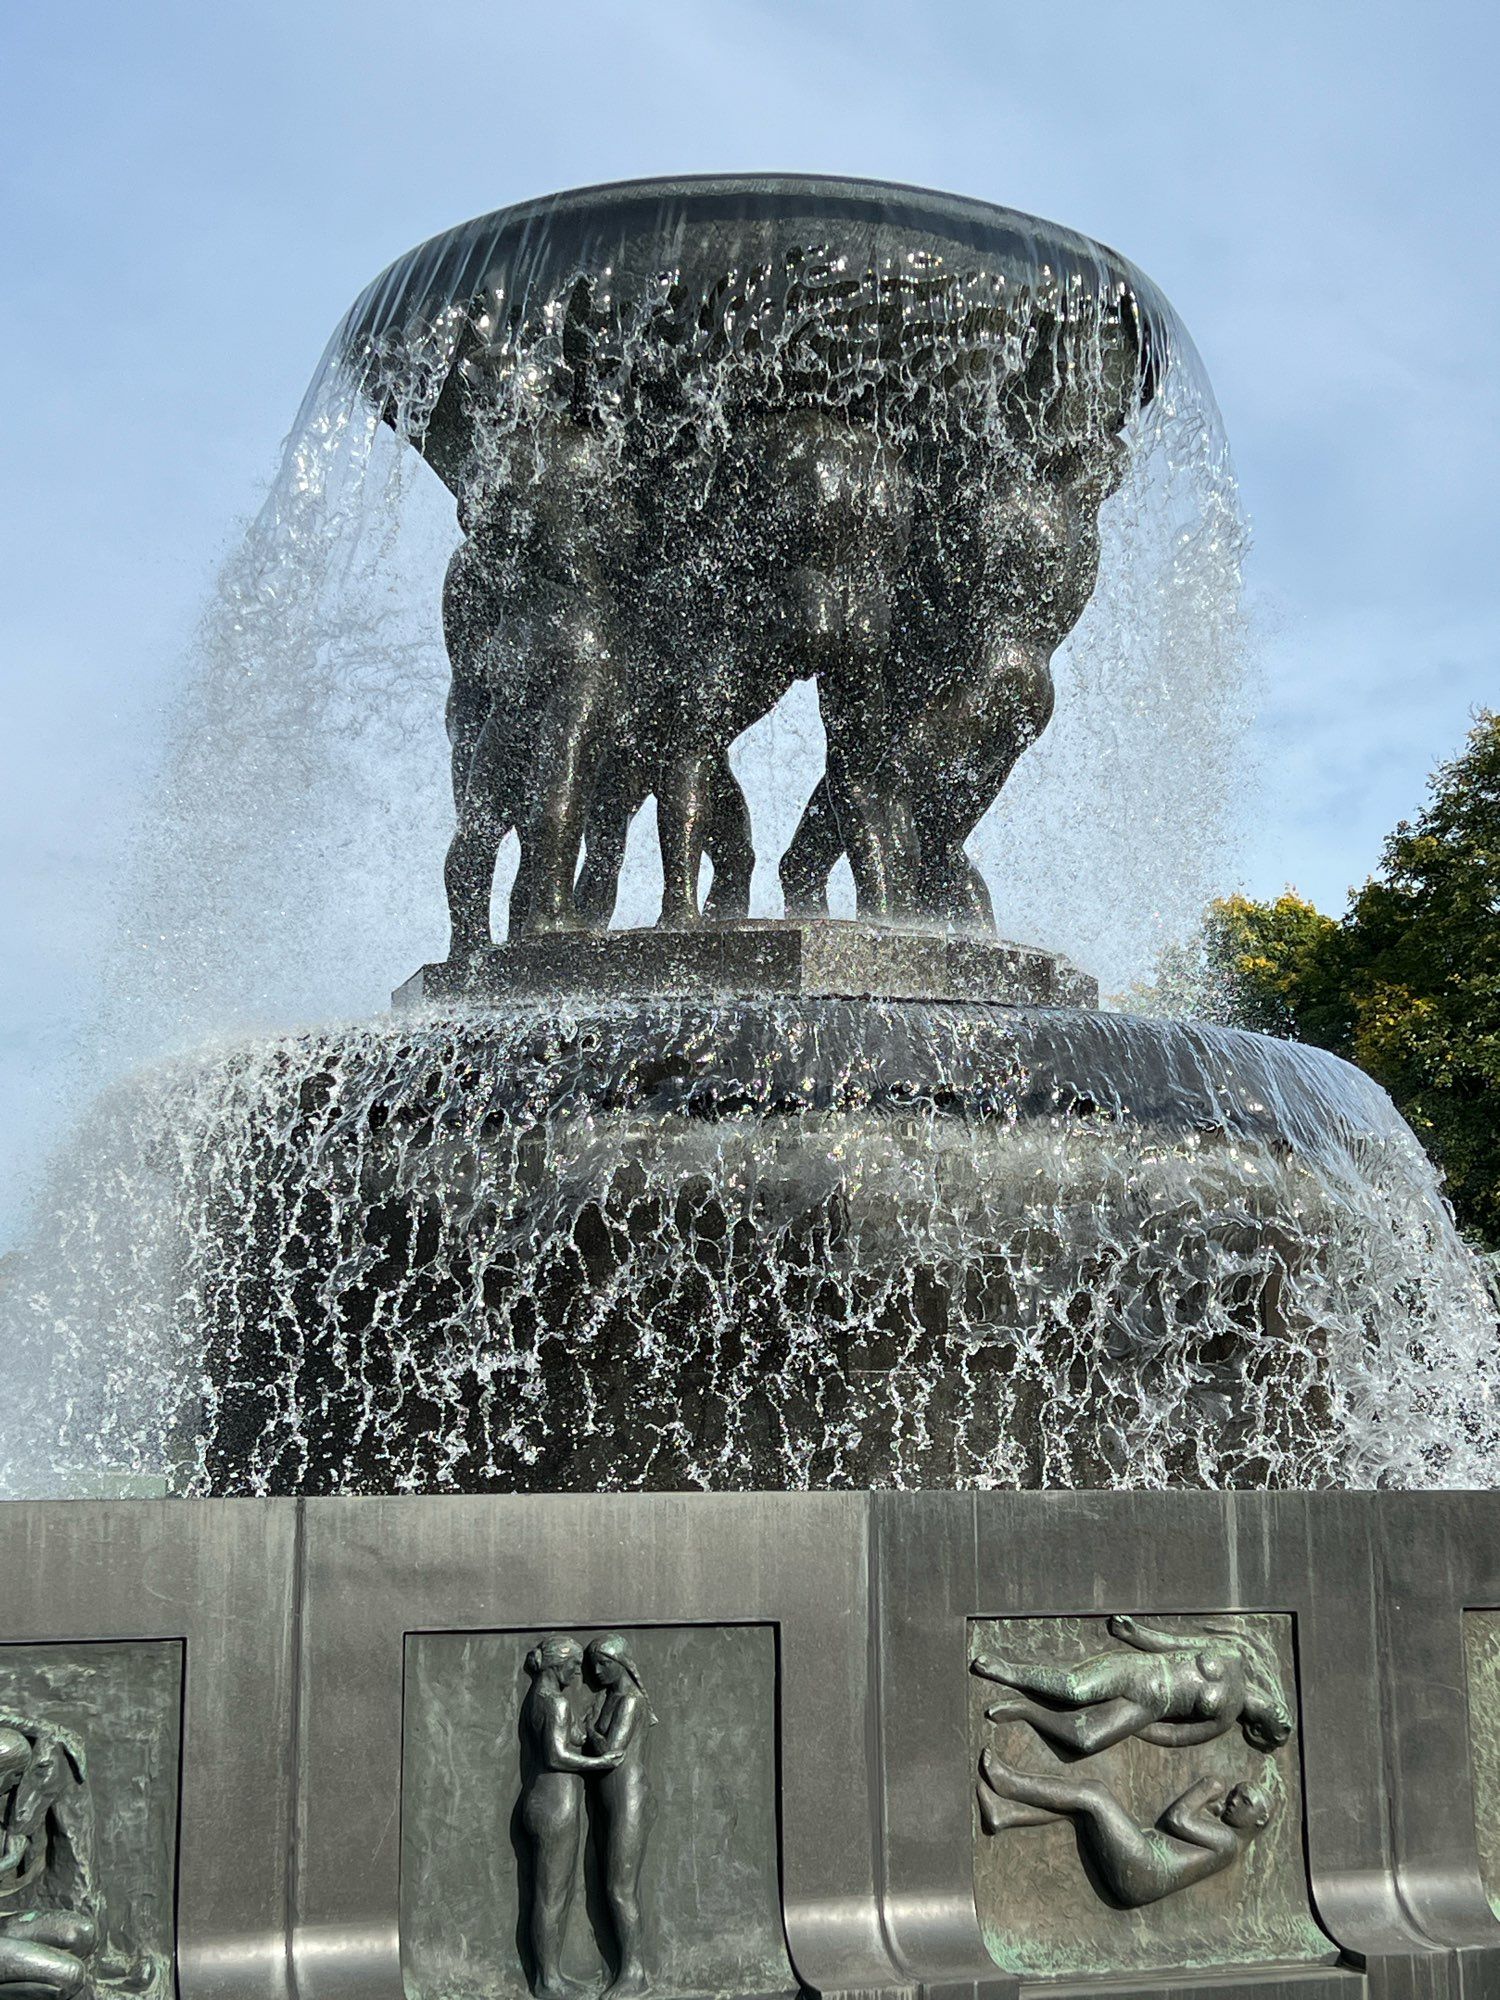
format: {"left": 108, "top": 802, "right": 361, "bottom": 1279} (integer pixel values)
{"left": 1108, "top": 1615, "right": 1197, "bottom": 1656}
{"left": 10, "top": 1766, "right": 52, "bottom": 1836}
{"left": 542, "top": 1701, "right": 621, "bottom": 1774}
{"left": 1137, "top": 1719, "right": 1232, "bottom": 1748}
{"left": 593, "top": 1693, "right": 645, "bottom": 1758}
{"left": 14, "top": 1833, "right": 47, "bottom": 1894}
{"left": 1158, "top": 1777, "right": 1223, "bottom": 1842}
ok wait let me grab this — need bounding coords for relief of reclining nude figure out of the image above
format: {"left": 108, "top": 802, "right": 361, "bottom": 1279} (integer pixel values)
{"left": 970, "top": 1614, "right": 1294, "bottom": 1756}
{"left": 976, "top": 1750, "right": 1276, "bottom": 1909}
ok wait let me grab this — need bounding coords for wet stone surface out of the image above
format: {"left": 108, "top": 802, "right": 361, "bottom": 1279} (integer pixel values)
{"left": 394, "top": 921, "right": 1098, "bottom": 1011}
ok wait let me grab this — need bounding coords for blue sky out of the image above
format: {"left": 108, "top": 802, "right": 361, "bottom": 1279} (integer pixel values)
{"left": 2, "top": 0, "right": 1497, "bottom": 1235}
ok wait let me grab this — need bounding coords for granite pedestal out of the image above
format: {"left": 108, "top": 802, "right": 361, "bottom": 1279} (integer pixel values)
{"left": 394, "top": 921, "right": 1099, "bottom": 1012}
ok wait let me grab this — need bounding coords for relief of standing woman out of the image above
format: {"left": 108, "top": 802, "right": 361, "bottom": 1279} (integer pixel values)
{"left": 519, "top": 1633, "right": 656, "bottom": 2000}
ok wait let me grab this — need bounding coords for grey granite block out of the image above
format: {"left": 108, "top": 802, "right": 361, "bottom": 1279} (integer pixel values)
{"left": 394, "top": 921, "right": 1097, "bottom": 1010}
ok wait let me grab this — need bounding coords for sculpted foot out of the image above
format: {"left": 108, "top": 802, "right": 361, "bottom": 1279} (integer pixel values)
{"left": 979, "top": 1746, "right": 1022, "bottom": 1796}
{"left": 779, "top": 869, "right": 830, "bottom": 919}
{"left": 605, "top": 1963, "right": 650, "bottom": 1999}
{"left": 970, "top": 1653, "right": 1016, "bottom": 1684}
{"left": 446, "top": 930, "right": 489, "bottom": 965}
{"left": 977, "top": 1779, "right": 1042, "bottom": 1836}
{"left": 702, "top": 877, "right": 752, "bottom": 922}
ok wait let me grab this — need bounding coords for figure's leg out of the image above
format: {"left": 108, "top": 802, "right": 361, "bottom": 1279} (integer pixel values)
{"left": 974, "top": 1650, "right": 1138, "bottom": 1708}
{"left": 778, "top": 776, "right": 840, "bottom": 918}
{"left": 701, "top": 755, "right": 754, "bottom": 921}
{"left": 442, "top": 527, "right": 516, "bottom": 810}
{"left": 443, "top": 527, "right": 505, "bottom": 737}
{"left": 441, "top": 537, "right": 516, "bottom": 959}
{"left": 576, "top": 761, "right": 639, "bottom": 931}
{"left": 656, "top": 750, "right": 714, "bottom": 929}
{"left": 977, "top": 1780, "right": 1061, "bottom": 1835}
{"left": 958, "top": 856, "right": 996, "bottom": 929}
{"left": 916, "top": 845, "right": 995, "bottom": 930}
{"left": 984, "top": 1693, "right": 1157, "bottom": 1755}
{"left": 515, "top": 603, "right": 620, "bottom": 935}
{"left": 574, "top": 812, "right": 629, "bottom": 930}
{"left": 903, "top": 638, "right": 1054, "bottom": 923}
{"left": 10, "top": 1914, "right": 98, "bottom": 1958}
{"left": 444, "top": 699, "right": 520, "bottom": 959}
{"left": 530, "top": 1796, "right": 582, "bottom": 2000}
{"left": 978, "top": 1754, "right": 1164, "bottom": 1907}
{"left": 981, "top": 1750, "right": 1108, "bottom": 1818}
{"left": 601, "top": 1789, "right": 653, "bottom": 1996}
{"left": 819, "top": 644, "right": 916, "bottom": 922}
{"left": 979, "top": 1755, "right": 1142, "bottom": 1848}
{"left": 446, "top": 668, "right": 492, "bottom": 817}
{"left": 0, "top": 1923, "right": 91, "bottom": 1997}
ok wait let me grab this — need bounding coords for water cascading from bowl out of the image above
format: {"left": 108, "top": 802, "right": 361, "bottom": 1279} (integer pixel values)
{"left": 5, "top": 999, "right": 1497, "bottom": 1497}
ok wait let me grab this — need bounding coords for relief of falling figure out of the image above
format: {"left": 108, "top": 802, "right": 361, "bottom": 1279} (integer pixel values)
{"left": 977, "top": 1752, "right": 1275, "bottom": 1910}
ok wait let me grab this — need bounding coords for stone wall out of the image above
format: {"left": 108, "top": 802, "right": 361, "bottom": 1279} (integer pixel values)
{"left": 2, "top": 1491, "right": 1500, "bottom": 1998}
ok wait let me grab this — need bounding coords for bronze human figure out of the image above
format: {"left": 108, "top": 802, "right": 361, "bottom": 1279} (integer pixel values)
{"left": 971, "top": 1614, "right": 1293, "bottom": 1756}
{"left": 583, "top": 1635, "right": 656, "bottom": 1998}
{"left": 0, "top": 1714, "right": 152, "bottom": 1998}
{"left": 727, "top": 408, "right": 916, "bottom": 921}
{"left": 438, "top": 417, "right": 633, "bottom": 950}
{"left": 779, "top": 432, "right": 1126, "bottom": 927}
{"left": 441, "top": 488, "right": 758, "bottom": 951}
{"left": 519, "top": 1637, "right": 623, "bottom": 2000}
{"left": 977, "top": 1750, "right": 1274, "bottom": 1908}
{"left": 0, "top": 1723, "right": 99, "bottom": 1998}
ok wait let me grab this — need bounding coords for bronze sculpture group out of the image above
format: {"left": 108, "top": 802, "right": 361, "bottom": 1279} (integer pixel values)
{"left": 973, "top": 1615, "right": 1293, "bottom": 1910}
{"left": 519, "top": 1634, "right": 655, "bottom": 2000}
{"left": 427, "top": 253, "right": 1142, "bottom": 960}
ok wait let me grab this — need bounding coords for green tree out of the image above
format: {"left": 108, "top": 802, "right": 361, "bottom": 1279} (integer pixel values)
{"left": 1204, "top": 891, "right": 1349, "bottom": 1045}
{"left": 1200, "top": 712, "right": 1500, "bottom": 1247}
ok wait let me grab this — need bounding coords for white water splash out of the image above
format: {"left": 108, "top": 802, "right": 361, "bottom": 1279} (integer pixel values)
{"left": 4, "top": 1002, "right": 1495, "bottom": 1498}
